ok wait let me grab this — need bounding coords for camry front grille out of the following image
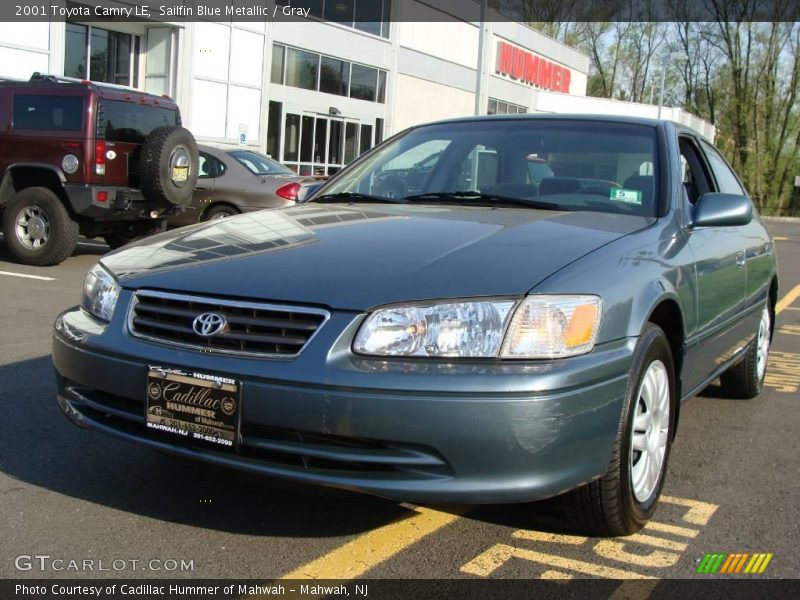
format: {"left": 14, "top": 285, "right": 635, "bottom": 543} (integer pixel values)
{"left": 128, "top": 290, "right": 328, "bottom": 357}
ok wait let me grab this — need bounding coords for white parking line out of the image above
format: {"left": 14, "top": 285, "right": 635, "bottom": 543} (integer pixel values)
{"left": 0, "top": 270, "right": 56, "bottom": 281}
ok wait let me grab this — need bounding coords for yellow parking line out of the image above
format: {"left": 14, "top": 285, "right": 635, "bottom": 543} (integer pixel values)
{"left": 512, "top": 530, "right": 587, "bottom": 545}
{"left": 644, "top": 521, "right": 699, "bottom": 538}
{"left": 777, "top": 282, "right": 800, "bottom": 314}
{"left": 623, "top": 533, "right": 688, "bottom": 552}
{"left": 541, "top": 570, "right": 574, "bottom": 580}
{"left": 460, "top": 544, "right": 655, "bottom": 579}
{"left": 278, "top": 505, "right": 464, "bottom": 580}
{"left": 773, "top": 236, "right": 788, "bottom": 241}
{"left": 659, "top": 496, "right": 718, "bottom": 525}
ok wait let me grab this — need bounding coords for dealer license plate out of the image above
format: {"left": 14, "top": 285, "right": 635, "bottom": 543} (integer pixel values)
{"left": 146, "top": 367, "right": 240, "bottom": 449}
{"left": 172, "top": 166, "right": 189, "bottom": 182}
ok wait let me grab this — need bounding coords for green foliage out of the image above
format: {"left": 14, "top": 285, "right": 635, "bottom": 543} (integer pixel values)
{"left": 518, "top": 13, "right": 800, "bottom": 216}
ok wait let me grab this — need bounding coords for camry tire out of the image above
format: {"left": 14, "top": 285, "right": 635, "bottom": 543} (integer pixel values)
{"left": 2, "top": 187, "right": 78, "bottom": 266}
{"left": 139, "top": 126, "right": 199, "bottom": 206}
{"left": 720, "top": 303, "right": 771, "bottom": 399}
{"left": 563, "top": 323, "right": 676, "bottom": 536}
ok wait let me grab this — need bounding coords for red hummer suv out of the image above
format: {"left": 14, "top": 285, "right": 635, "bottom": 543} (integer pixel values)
{"left": 0, "top": 73, "right": 199, "bottom": 266}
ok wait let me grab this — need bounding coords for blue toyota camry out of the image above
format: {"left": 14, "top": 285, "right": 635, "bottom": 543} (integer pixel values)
{"left": 54, "top": 115, "right": 777, "bottom": 535}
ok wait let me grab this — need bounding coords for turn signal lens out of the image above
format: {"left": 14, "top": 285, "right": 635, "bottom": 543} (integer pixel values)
{"left": 500, "top": 295, "right": 602, "bottom": 359}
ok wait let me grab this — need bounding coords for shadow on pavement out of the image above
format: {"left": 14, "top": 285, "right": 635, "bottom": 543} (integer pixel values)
{"left": 0, "top": 355, "right": 411, "bottom": 538}
{"left": 2, "top": 353, "right": 577, "bottom": 539}
{"left": 0, "top": 235, "right": 108, "bottom": 263}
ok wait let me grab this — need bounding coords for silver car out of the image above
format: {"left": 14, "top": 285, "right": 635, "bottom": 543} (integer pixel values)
{"left": 168, "top": 145, "right": 317, "bottom": 226}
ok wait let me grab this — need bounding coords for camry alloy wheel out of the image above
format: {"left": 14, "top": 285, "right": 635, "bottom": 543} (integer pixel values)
{"left": 630, "top": 359, "right": 670, "bottom": 503}
{"left": 756, "top": 305, "right": 771, "bottom": 381}
{"left": 15, "top": 205, "right": 51, "bottom": 249}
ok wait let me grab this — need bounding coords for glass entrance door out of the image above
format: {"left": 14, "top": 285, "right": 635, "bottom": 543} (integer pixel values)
{"left": 282, "top": 112, "right": 366, "bottom": 176}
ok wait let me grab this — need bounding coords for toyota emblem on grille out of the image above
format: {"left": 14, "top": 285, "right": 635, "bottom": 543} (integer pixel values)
{"left": 192, "top": 312, "right": 228, "bottom": 337}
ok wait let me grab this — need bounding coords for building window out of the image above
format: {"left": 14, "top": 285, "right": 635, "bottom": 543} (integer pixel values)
{"left": 300, "top": 115, "right": 315, "bottom": 163}
{"left": 487, "top": 98, "right": 527, "bottom": 115}
{"left": 354, "top": 0, "right": 391, "bottom": 37}
{"left": 359, "top": 123, "right": 373, "bottom": 155}
{"left": 64, "top": 23, "right": 139, "bottom": 87}
{"left": 277, "top": 0, "right": 391, "bottom": 38}
{"left": 266, "top": 101, "right": 282, "bottom": 159}
{"left": 285, "top": 47, "right": 319, "bottom": 91}
{"left": 284, "top": 113, "right": 300, "bottom": 162}
{"left": 65, "top": 23, "right": 88, "bottom": 79}
{"left": 375, "top": 118, "right": 384, "bottom": 145}
{"left": 320, "top": 56, "right": 349, "bottom": 96}
{"left": 377, "top": 70, "right": 387, "bottom": 103}
{"left": 350, "top": 64, "right": 378, "bottom": 101}
{"left": 272, "top": 43, "right": 386, "bottom": 104}
{"left": 270, "top": 44, "right": 285, "bottom": 84}
{"left": 344, "top": 121, "right": 358, "bottom": 163}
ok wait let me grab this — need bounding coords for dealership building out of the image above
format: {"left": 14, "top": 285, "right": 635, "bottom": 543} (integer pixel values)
{"left": 0, "top": 1, "right": 714, "bottom": 175}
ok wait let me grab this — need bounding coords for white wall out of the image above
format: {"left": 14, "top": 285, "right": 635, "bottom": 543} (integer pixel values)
{"left": 188, "top": 22, "right": 266, "bottom": 143}
{"left": 398, "top": 8, "right": 478, "bottom": 69}
{"left": 392, "top": 73, "right": 474, "bottom": 132}
{"left": 531, "top": 89, "right": 716, "bottom": 140}
{"left": 0, "top": 22, "right": 52, "bottom": 80}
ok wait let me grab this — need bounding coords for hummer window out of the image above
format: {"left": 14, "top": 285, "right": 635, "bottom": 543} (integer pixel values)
{"left": 98, "top": 100, "right": 178, "bottom": 143}
{"left": 13, "top": 95, "right": 84, "bottom": 131}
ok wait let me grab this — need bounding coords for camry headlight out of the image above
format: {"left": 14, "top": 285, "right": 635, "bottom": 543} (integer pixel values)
{"left": 353, "top": 295, "right": 601, "bottom": 359}
{"left": 81, "top": 263, "right": 120, "bottom": 322}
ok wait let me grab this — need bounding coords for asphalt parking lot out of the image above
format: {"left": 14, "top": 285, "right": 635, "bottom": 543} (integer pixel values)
{"left": 1, "top": 220, "right": 799, "bottom": 583}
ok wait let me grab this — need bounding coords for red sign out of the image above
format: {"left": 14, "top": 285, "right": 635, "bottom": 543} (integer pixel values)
{"left": 495, "top": 41, "right": 571, "bottom": 94}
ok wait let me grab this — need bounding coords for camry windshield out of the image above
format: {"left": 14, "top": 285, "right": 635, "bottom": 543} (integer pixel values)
{"left": 319, "top": 119, "right": 659, "bottom": 216}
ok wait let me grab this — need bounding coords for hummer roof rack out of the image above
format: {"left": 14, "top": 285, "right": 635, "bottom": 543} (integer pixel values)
{"left": 26, "top": 72, "right": 173, "bottom": 100}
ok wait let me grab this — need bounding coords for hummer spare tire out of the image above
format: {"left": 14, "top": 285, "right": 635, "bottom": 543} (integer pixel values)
{"left": 139, "top": 126, "right": 199, "bottom": 206}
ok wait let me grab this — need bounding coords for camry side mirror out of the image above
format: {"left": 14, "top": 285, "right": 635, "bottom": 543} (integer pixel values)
{"left": 691, "top": 193, "right": 753, "bottom": 228}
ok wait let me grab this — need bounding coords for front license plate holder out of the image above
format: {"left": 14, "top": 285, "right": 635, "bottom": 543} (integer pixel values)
{"left": 146, "top": 367, "right": 241, "bottom": 450}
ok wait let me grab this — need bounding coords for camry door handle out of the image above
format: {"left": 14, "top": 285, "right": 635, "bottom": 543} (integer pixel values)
{"left": 736, "top": 251, "right": 746, "bottom": 269}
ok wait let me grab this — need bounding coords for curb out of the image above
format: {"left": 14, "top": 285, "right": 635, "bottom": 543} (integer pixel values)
{"left": 762, "top": 216, "right": 800, "bottom": 223}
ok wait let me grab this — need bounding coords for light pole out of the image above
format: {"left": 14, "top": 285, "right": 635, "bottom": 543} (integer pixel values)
{"left": 657, "top": 52, "right": 688, "bottom": 120}
{"left": 474, "top": 0, "right": 488, "bottom": 116}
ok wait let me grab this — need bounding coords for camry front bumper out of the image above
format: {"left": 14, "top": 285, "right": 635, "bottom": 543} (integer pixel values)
{"left": 53, "top": 302, "right": 634, "bottom": 504}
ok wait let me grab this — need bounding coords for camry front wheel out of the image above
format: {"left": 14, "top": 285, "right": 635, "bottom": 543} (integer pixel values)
{"left": 563, "top": 323, "right": 676, "bottom": 536}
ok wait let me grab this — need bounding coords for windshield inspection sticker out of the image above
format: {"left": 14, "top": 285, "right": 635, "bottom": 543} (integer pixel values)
{"left": 610, "top": 188, "right": 643, "bottom": 204}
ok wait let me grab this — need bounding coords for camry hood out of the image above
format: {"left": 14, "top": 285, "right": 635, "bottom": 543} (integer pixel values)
{"left": 103, "top": 203, "right": 652, "bottom": 311}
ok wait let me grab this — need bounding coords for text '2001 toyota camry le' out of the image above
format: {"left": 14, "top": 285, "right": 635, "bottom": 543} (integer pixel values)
{"left": 53, "top": 115, "right": 777, "bottom": 536}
